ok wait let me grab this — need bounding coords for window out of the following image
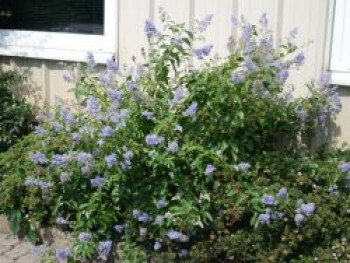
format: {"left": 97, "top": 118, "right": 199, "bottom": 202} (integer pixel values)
{"left": 0, "top": 0, "right": 116, "bottom": 62}
{"left": 329, "top": 0, "right": 350, "bottom": 84}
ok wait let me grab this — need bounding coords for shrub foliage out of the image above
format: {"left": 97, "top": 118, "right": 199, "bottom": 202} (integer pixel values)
{"left": 0, "top": 12, "right": 349, "bottom": 262}
{"left": 0, "top": 71, "right": 34, "bottom": 152}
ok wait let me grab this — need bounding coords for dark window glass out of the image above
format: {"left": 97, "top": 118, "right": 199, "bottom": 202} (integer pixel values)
{"left": 0, "top": 0, "right": 104, "bottom": 35}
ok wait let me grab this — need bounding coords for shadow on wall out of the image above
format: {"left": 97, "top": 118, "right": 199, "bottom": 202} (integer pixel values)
{"left": 332, "top": 86, "right": 350, "bottom": 149}
{"left": 0, "top": 57, "right": 43, "bottom": 113}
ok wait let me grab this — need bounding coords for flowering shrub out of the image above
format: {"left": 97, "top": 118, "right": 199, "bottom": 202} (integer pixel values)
{"left": 0, "top": 11, "right": 349, "bottom": 262}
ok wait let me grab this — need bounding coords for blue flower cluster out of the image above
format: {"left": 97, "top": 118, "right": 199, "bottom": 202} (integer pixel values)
{"left": 258, "top": 188, "right": 288, "bottom": 225}
{"left": 294, "top": 202, "right": 315, "bottom": 226}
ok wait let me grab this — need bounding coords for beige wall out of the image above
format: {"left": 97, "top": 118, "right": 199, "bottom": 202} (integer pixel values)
{"left": 2, "top": 0, "right": 348, "bottom": 145}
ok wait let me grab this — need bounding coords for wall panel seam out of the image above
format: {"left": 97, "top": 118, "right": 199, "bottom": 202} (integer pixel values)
{"left": 232, "top": 0, "right": 239, "bottom": 38}
{"left": 276, "top": 0, "right": 285, "bottom": 47}
{"left": 41, "top": 62, "right": 50, "bottom": 110}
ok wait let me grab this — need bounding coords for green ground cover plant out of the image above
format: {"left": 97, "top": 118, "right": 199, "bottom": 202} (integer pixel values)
{"left": 0, "top": 70, "right": 34, "bottom": 152}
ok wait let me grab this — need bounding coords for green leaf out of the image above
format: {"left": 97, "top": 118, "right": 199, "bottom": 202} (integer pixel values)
{"left": 26, "top": 224, "right": 39, "bottom": 243}
{"left": 9, "top": 210, "right": 21, "bottom": 235}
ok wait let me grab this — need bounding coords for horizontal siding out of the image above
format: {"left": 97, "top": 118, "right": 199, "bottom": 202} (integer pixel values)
{"left": 282, "top": 0, "right": 330, "bottom": 96}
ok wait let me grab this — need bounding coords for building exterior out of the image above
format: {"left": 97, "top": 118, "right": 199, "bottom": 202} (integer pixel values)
{"left": 0, "top": 0, "right": 349, "bottom": 145}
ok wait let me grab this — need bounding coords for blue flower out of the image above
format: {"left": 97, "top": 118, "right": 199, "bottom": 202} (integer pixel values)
{"left": 193, "top": 45, "right": 213, "bottom": 59}
{"left": 166, "top": 140, "right": 179, "bottom": 153}
{"left": 271, "top": 212, "right": 284, "bottom": 221}
{"left": 145, "top": 134, "right": 164, "bottom": 146}
{"left": 144, "top": 20, "right": 158, "bottom": 38}
{"left": 259, "top": 12, "right": 268, "bottom": 26}
{"left": 338, "top": 162, "right": 350, "bottom": 173}
{"left": 172, "top": 86, "right": 187, "bottom": 105}
{"left": 31, "top": 245, "right": 47, "bottom": 258}
{"left": 59, "top": 172, "right": 72, "bottom": 183}
{"left": 154, "top": 215, "right": 165, "bottom": 225}
{"left": 277, "top": 187, "right": 288, "bottom": 199}
{"left": 245, "top": 40, "right": 256, "bottom": 54}
{"left": 156, "top": 200, "right": 167, "bottom": 209}
{"left": 25, "top": 178, "right": 37, "bottom": 187}
{"left": 258, "top": 213, "right": 270, "bottom": 224}
{"left": 52, "top": 154, "right": 66, "bottom": 166}
{"left": 241, "top": 24, "right": 253, "bottom": 42}
{"left": 99, "top": 73, "right": 113, "bottom": 87}
{"left": 293, "top": 52, "right": 305, "bottom": 66}
{"left": 243, "top": 57, "right": 258, "bottom": 72}
{"left": 277, "top": 68, "right": 289, "bottom": 84}
{"left": 86, "top": 51, "right": 96, "bottom": 69}
{"left": 114, "top": 224, "right": 125, "bottom": 233}
{"left": 87, "top": 96, "right": 101, "bottom": 114}
{"left": 71, "top": 133, "right": 82, "bottom": 142}
{"left": 56, "top": 248, "right": 71, "bottom": 262}
{"left": 231, "top": 70, "right": 246, "bottom": 84}
{"left": 154, "top": 241, "right": 162, "bottom": 251}
{"left": 97, "top": 241, "right": 112, "bottom": 261}
{"left": 133, "top": 210, "right": 152, "bottom": 223}
{"left": 81, "top": 165, "right": 92, "bottom": 175}
{"left": 29, "top": 152, "right": 48, "bottom": 165}
{"left": 34, "top": 126, "right": 49, "bottom": 135}
{"left": 236, "top": 162, "right": 251, "bottom": 172}
{"left": 179, "top": 249, "right": 189, "bottom": 258}
{"left": 63, "top": 72, "right": 74, "bottom": 83}
{"left": 126, "top": 80, "right": 137, "bottom": 91}
{"left": 105, "top": 153, "right": 117, "bottom": 168}
{"left": 99, "top": 126, "right": 115, "bottom": 138}
{"left": 56, "top": 217, "right": 69, "bottom": 225}
{"left": 38, "top": 181, "right": 53, "bottom": 191}
{"left": 106, "top": 88, "right": 123, "bottom": 102}
{"left": 319, "top": 72, "right": 331, "bottom": 86}
{"left": 59, "top": 106, "right": 76, "bottom": 126}
{"left": 231, "top": 15, "right": 239, "bottom": 26}
{"left": 260, "top": 36, "right": 273, "bottom": 51}
{"left": 79, "top": 125, "right": 96, "bottom": 134}
{"left": 294, "top": 213, "right": 305, "bottom": 226}
{"left": 204, "top": 164, "right": 216, "bottom": 176}
{"left": 76, "top": 152, "right": 93, "bottom": 166}
{"left": 198, "top": 14, "right": 213, "bottom": 32}
{"left": 142, "top": 111, "right": 155, "bottom": 121}
{"left": 261, "top": 194, "right": 276, "bottom": 206}
{"left": 300, "top": 203, "right": 315, "bottom": 216}
{"left": 78, "top": 232, "right": 91, "bottom": 243}
{"left": 182, "top": 102, "right": 198, "bottom": 118}
{"left": 91, "top": 177, "right": 105, "bottom": 188}
{"left": 167, "top": 229, "right": 181, "bottom": 240}
{"left": 106, "top": 58, "right": 119, "bottom": 73}
{"left": 121, "top": 148, "right": 133, "bottom": 170}
{"left": 289, "top": 27, "right": 298, "bottom": 39}
{"left": 110, "top": 109, "right": 130, "bottom": 126}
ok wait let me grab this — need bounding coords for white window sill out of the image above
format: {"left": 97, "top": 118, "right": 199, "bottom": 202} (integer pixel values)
{"left": 330, "top": 71, "right": 350, "bottom": 86}
{"left": 0, "top": 0, "right": 117, "bottom": 63}
{"left": 0, "top": 45, "right": 115, "bottom": 63}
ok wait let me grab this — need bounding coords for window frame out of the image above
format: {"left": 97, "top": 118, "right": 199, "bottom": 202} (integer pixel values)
{"left": 328, "top": 0, "right": 350, "bottom": 85}
{"left": 0, "top": 0, "right": 117, "bottom": 63}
